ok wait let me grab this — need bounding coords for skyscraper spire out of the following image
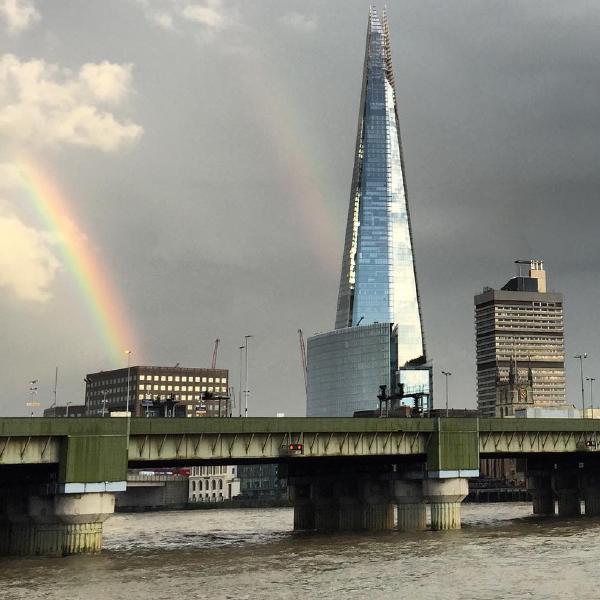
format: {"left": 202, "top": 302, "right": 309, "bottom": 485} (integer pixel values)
{"left": 334, "top": 8, "right": 425, "bottom": 366}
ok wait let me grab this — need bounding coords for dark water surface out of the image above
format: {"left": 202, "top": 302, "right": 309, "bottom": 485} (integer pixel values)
{"left": 1, "top": 503, "right": 600, "bottom": 599}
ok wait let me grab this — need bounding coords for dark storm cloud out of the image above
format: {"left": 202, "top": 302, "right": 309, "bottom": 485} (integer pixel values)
{"left": 1, "top": 1, "right": 600, "bottom": 414}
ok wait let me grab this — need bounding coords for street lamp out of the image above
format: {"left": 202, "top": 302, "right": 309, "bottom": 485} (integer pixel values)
{"left": 244, "top": 335, "right": 253, "bottom": 417}
{"left": 575, "top": 354, "right": 588, "bottom": 417}
{"left": 238, "top": 345, "right": 245, "bottom": 417}
{"left": 586, "top": 377, "right": 596, "bottom": 414}
{"left": 27, "top": 379, "right": 39, "bottom": 417}
{"left": 441, "top": 371, "right": 452, "bottom": 418}
{"left": 125, "top": 349, "right": 132, "bottom": 448}
{"left": 101, "top": 390, "right": 108, "bottom": 417}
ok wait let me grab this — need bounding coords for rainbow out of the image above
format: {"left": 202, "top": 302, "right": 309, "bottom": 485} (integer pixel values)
{"left": 16, "top": 159, "right": 136, "bottom": 366}
{"left": 239, "top": 60, "right": 342, "bottom": 276}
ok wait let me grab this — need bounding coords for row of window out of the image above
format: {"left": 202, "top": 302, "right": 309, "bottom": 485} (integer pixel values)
{"left": 190, "top": 493, "right": 225, "bottom": 501}
{"left": 191, "top": 479, "right": 224, "bottom": 491}
{"left": 139, "top": 384, "right": 227, "bottom": 393}
{"left": 139, "top": 375, "right": 226, "bottom": 383}
{"left": 88, "top": 375, "right": 227, "bottom": 386}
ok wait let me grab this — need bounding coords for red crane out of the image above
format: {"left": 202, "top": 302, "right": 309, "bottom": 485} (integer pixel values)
{"left": 211, "top": 338, "right": 220, "bottom": 369}
{"left": 298, "top": 329, "right": 308, "bottom": 398}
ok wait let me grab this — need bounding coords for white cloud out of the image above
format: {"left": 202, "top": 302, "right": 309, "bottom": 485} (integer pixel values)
{"left": 0, "top": 0, "right": 39, "bottom": 34}
{"left": 0, "top": 162, "right": 22, "bottom": 190}
{"left": 133, "top": 0, "right": 240, "bottom": 35}
{"left": 182, "top": 1, "right": 226, "bottom": 30}
{"left": 0, "top": 54, "right": 143, "bottom": 152}
{"left": 0, "top": 210, "right": 59, "bottom": 302}
{"left": 279, "top": 12, "right": 317, "bottom": 33}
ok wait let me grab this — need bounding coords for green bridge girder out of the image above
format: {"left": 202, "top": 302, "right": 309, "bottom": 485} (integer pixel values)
{"left": 1, "top": 417, "right": 600, "bottom": 485}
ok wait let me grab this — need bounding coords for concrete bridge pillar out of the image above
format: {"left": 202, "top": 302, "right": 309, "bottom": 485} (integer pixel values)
{"left": 552, "top": 469, "right": 581, "bottom": 518}
{"left": 28, "top": 495, "right": 64, "bottom": 556}
{"left": 392, "top": 480, "right": 426, "bottom": 531}
{"left": 2, "top": 492, "right": 115, "bottom": 556}
{"left": 361, "top": 479, "right": 394, "bottom": 531}
{"left": 311, "top": 482, "right": 340, "bottom": 532}
{"left": 336, "top": 480, "right": 364, "bottom": 531}
{"left": 55, "top": 493, "right": 115, "bottom": 554}
{"left": 5, "top": 495, "right": 37, "bottom": 556}
{"left": 527, "top": 472, "right": 555, "bottom": 516}
{"left": 289, "top": 484, "right": 315, "bottom": 531}
{"left": 423, "top": 478, "right": 468, "bottom": 530}
{"left": 581, "top": 472, "right": 600, "bottom": 517}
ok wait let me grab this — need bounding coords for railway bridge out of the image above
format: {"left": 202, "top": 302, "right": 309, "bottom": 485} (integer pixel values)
{"left": 1, "top": 416, "right": 599, "bottom": 555}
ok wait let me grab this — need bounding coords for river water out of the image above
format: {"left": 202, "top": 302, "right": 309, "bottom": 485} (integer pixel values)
{"left": 1, "top": 503, "right": 600, "bottom": 599}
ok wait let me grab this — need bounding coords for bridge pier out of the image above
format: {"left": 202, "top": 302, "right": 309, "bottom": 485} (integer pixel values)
{"left": 0, "top": 491, "right": 115, "bottom": 556}
{"left": 290, "top": 484, "right": 315, "bottom": 530}
{"left": 423, "top": 478, "right": 468, "bottom": 530}
{"left": 553, "top": 468, "right": 581, "bottom": 517}
{"left": 581, "top": 472, "right": 600, "bottom": 516}
{"left": 527, "top": 471, "right": 555, "bottom": 516}
{"left": 392, "top": 480, "right": 426, "bottom": 531}
{"left": 289, "top": 465, "right": 396, "bottom": 532}
{"left": 55, "top": 492, "right": 115, "bottom": 554}
{"left": 362, "top": 479, "right": 394, "bottom": 530}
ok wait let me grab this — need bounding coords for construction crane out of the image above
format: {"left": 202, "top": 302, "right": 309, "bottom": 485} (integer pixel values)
{"left": 211, "top": 338, "right": 220, "bottom": 369}
{"left": 298, "top": 329, "right": 308, "bottom": 398}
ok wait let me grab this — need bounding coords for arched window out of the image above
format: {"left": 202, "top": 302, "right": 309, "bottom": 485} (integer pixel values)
{"left": 219, "top": 479, "right": 223, "bottom": 490}
{"left": 192, "top": 481, "right": 196, "bottom": 491}
{"left": 199, "top": 480, "right": 203, "bottom": 491}
{"left": 212, "top": 479, "right": 216, "bottom": 490}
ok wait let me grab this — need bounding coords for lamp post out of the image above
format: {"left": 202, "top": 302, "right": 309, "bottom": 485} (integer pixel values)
{"left": 244, "top": 335, "right": 253, "bottom": 417}
{"left": 575, "top": 354, "right": 588, "bottom": 417}
{"left": 101, "top": 390, "right": 107, "bottom": 417}
{"left": 586, "top": 377, "right": 596, "bottom": 414}
{"left": 27, "top": 379, "right": 39, "bottom": 417}
{"left": 125, "top": 349, "right": 132, "bottom": 448}
{"left": 441, "top": 371, "right": 451, "bottom": 418}
{"left": 238, "top": 346, "right": 244, "bottom": 417}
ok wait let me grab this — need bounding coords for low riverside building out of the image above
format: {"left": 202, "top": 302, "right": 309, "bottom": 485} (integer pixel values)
{"left": 188, "top": 466, "right": 240, "bottom": 503}
{"left": 85, "top": 365, "right": 230, "bottom": 417}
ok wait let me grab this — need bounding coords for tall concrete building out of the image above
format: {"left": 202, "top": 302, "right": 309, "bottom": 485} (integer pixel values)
{"left": 307, "top": 9, "right": 431, "bottom": 416}
{"left": 474, "top": 260, "right": 566, "bottom": 417}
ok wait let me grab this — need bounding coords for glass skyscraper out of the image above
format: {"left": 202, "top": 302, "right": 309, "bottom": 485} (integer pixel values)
{"left": 307, "top": 9, "right": 430, "bottom": 417}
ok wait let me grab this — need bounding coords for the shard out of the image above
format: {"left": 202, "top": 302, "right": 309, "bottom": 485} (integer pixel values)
{"left": 306, "top": 8, "right": 430, "bottom": 417}
{"left": 335, "top": 7, "right": 425, "bottom": 365}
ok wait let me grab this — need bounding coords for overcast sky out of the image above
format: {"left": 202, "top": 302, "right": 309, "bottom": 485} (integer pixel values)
{"left": 1, "top": 0, "right": 599, "bottom": 417}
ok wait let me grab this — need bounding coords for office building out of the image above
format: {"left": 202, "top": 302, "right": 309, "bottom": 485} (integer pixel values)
{"left": 307, "top": 8, "right": 430, "bottom": 416}
{"left": 85, "top": 365, "right": 230, "bottom": 417}
{"left": 475, "top": 260, "right": 565, "bottom": 417}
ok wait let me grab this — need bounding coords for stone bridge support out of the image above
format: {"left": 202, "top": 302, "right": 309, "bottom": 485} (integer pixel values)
{"left": 527, "top": 469, "right": 555, "bottom": 516}
{"left": 552, "top": 467, "right": 581, "bottom": 517}
{"left": 581, "top": 471, "right": 600, "bottom": 516}
{"left": 392, "top": 479, "right": 426, "bottom": 531}
{"left": 0, "top": 491, "right": 115, "bottom": 556}
{"left": 423, "top": 478, "right": 469, "bottom": 530}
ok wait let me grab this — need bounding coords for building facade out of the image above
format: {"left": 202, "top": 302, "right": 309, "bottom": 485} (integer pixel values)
{"left": 475, "top": 260, "right": 566, "bottom": 417}
{"left": 307, "top": 323, "right": 398, "bottom": 417}
{"left": 307, "top": 8, "right": 430, "bottom": 416}
{"left": 188, "top": 466, "right": 240, "bottom": 503}
{"left": 85, "top": 365, "right": 230, "bottom": 417}
{"left": 237, "top": 464, "right": 287, "bottom": 500}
